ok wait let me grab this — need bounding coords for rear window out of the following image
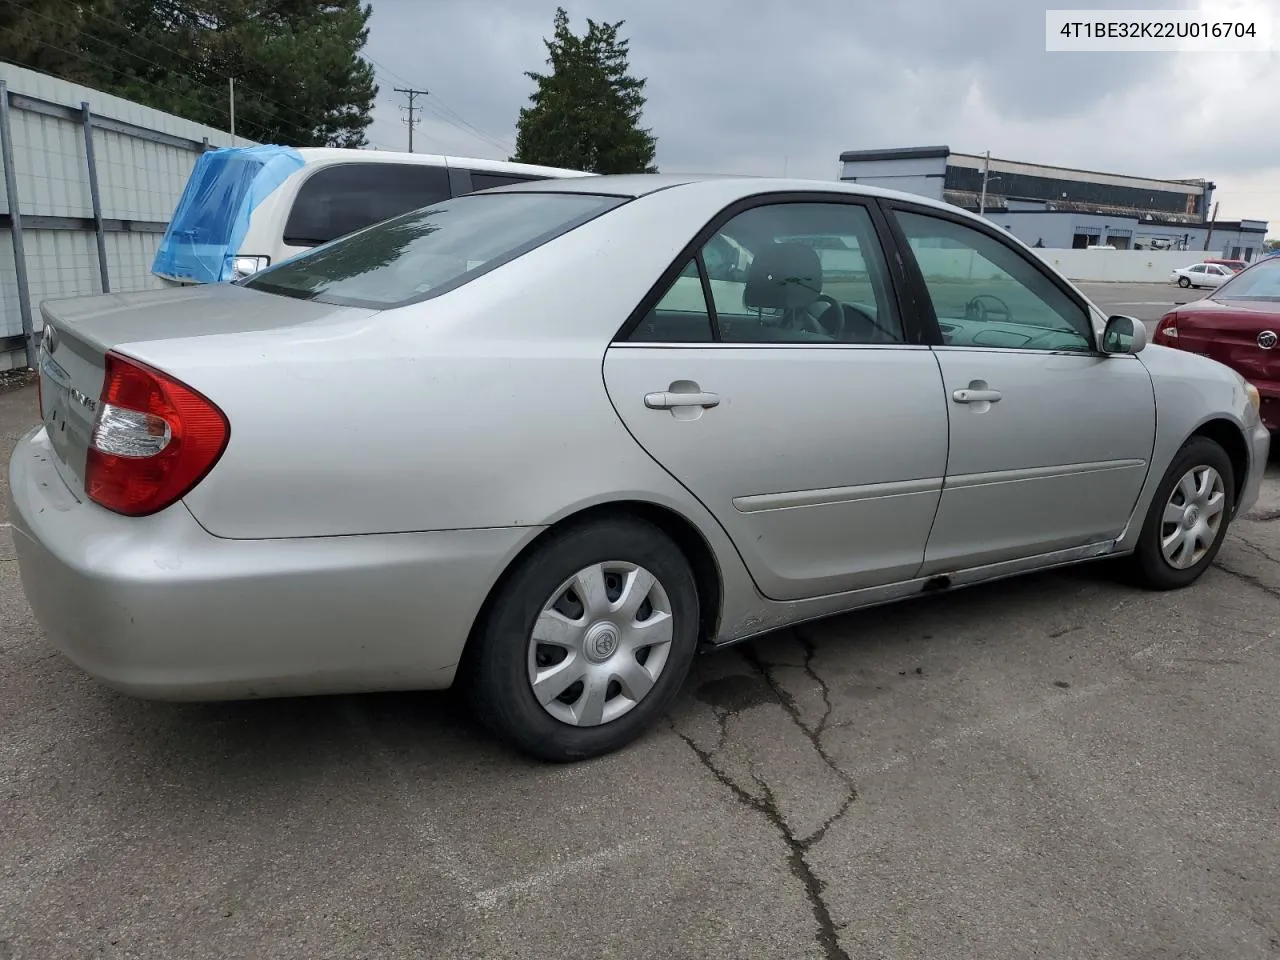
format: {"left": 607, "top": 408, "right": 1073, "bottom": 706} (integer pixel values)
{"left": 245, "top": 191, "right": 626, "bottom": 308}
{"left": 1216, "top": 258, "right": 1280, "bottom": 300}
{"left": 283, "top": 162, "right": 452, "bottom": 247}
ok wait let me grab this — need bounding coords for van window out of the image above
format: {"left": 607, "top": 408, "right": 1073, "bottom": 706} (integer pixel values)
{"left": 468, "top": 171, "right": 545, "bottom": 191}
{"left": 283, "top": 163, "right": 452, "bottom": 247}
{"left": 245, "top": 191, "right": 626, "bottom": 309}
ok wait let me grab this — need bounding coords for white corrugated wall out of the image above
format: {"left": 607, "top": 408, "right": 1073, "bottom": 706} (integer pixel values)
{"left": 0, "top": 61, "right": 254, "bottom": 370}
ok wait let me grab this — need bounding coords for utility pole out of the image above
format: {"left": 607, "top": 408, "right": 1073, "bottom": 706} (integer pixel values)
{"left": 228, "top": 77, "right": 235, "bottom": 144}
{"left": 1202, "top": 200, "right": 1220, "bottom": 253}
{"left": 978, "top": 149, "right": 991, "bottom": 218}
{"left": 395, "top": 87, "right": 427, "bottom": 153}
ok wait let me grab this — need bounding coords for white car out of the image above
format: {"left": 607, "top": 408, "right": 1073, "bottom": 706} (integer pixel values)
{"left": 152, "top": 147, "right": 591, "bottom": 285}
{"left": 1171, "top": 262, "right": 1234, "bottom": 289}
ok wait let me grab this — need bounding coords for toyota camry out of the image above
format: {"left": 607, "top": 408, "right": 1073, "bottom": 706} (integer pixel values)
{"left": 11, "top": 174, "right": 1269, "bottom": 762}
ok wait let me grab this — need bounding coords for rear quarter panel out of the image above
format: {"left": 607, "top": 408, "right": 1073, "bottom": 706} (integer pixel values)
{"left": 123, "top": 181, "right": 769, "bottom": 635}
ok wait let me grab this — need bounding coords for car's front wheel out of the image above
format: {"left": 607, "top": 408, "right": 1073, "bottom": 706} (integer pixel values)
{"left": 466, "top": 517, "right": 700, "bottom": 762}
{"left": 1124, "top": 436, "right": 1235, "bottom": 590}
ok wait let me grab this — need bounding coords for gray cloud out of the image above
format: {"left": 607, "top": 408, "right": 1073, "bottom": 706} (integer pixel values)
{"left": 363, "top": 0, "right": 1280, "bottom": 225}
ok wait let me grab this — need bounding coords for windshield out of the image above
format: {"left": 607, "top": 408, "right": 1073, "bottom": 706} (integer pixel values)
{"left": 243, "top": 191, "right": 626, "bottom": 308}
{"left": 1215, "top": 258, "right": 1280, "bottom": 301}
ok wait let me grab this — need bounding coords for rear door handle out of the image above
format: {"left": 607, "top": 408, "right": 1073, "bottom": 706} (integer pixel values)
{"left": 952, "top": 388, "right": 1002, "bottom": 403}
{"left": 645, "top": 391, "right": 721, "bottom": 410}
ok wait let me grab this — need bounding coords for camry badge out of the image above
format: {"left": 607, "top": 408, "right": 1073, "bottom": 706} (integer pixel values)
{"left": 1258, "top": 330, "right": 1278, "bottom": 350}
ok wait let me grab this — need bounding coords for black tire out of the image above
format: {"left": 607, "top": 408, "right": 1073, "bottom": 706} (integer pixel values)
{"left": 466, "top": 517, "right": 700, "bottom": 762}
{"left": 1124, "top": 436, "right": 1235, "bottom": 590}
{"left": 1178, "top": 276, "right": 1191, "bottom": 288}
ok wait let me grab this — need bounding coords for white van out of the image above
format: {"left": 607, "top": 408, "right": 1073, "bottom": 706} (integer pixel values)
{"left": 152, "top": 147, "right": 593, "bottom": 285}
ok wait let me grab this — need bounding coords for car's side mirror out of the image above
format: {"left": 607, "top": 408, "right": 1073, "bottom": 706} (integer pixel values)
{"left": 1102, "top": 314, "right": 1148, "bottom": 355}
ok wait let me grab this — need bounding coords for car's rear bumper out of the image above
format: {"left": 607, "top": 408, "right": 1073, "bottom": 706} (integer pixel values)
{"left": 9, "top": 426, "right": 535, "bottom": 700}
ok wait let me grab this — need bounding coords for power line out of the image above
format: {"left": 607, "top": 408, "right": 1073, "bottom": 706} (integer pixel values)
{"left": 2, "top": 33, "right": 276, "bottom": 142}
{"left": 422, "top": 96, "right": 513, "bottom": 155}
{"left": 393, "top": 86, "right": 427, "bottom": 153}
{"left": 364, "top": 54, "right": 514, "bottom": 156}
{"left": 363, "top": 53, "right": 416, "bottom": 90}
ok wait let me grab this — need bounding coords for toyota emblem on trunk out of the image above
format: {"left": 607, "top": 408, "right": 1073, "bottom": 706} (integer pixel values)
{"left": 1258, "top": 330, "right": 1278, "bottom": 350}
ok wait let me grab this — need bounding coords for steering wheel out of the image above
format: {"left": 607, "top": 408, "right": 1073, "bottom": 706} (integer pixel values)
{"left": 779, "top": 298, "right": 833, "bottom": 338}
{"left": 808, "top": 295, "right": 846, "bottom": 339}
{"left": 965, "top": 294, "right": 1012, "bottom": 324}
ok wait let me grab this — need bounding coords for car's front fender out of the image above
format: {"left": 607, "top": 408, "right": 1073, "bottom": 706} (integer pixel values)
{"left": 1114, "top": 344, "right": 1268, "bottom": 550}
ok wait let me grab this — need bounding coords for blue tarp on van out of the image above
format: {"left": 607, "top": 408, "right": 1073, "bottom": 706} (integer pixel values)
{"left": 152, "top": 145, "right": 305, "bottom": 284}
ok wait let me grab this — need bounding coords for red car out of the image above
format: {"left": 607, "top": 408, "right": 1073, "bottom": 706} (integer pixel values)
{"left": 1205, "top": 257, "right": 1248, "bottom": 273}
{"left": 1153, "top": 257, "right": 1280, "bottom": 430}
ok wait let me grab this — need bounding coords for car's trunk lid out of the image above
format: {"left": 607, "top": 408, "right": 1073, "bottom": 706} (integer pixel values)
{"left": 37, "top": 283, "right": 373, "bottom": 498}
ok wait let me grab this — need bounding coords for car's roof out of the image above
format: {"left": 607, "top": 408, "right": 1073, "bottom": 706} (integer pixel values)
{"left": 483, "top": 172, "right": 979, "bottom": 219}
{"left": 290, "top": 147, "right": 591, "bottom": 178}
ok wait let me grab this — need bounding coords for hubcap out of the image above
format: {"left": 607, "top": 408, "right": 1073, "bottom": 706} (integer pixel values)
{"left": 1160, "top": 465, "right": 1226, "bottom": 570}
{"left": 526, "top": 561, "right": 674, "bottom": 727}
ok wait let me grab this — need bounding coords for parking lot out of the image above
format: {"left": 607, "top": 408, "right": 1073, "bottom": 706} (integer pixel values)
{"left": 1079, "top": 279, "right": 1209, "bottom": 328}
{"left": 3, "top": 294, "right": 1280, "bottom": 959}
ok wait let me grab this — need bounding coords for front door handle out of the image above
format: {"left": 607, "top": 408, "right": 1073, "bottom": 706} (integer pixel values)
{"left": 952, "top": 388, "right": 1002, "bottom": 404}
{"left": 645, "top": 390, "right": 721, "bottom": 410}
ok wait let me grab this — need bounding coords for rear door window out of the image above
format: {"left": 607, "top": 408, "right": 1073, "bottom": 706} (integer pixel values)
{"left": 283, "top": 163, "right": 452, "bottom": 246}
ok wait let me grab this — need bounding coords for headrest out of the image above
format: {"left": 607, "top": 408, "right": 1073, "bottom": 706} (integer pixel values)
{"left": 743, "top": 242, "right": 823, "bottom": 311}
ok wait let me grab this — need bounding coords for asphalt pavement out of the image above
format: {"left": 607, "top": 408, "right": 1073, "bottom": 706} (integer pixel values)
{"left": 3, "top": 372, "right": 1280, "bottom": 960}
{"left": 1078, "top": 280, "right": 1211, "bottom": 328}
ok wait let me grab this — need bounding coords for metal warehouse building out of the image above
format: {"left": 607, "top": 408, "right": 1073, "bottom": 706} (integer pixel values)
{"left": 838, "top": 146, "right": 1267, "bottom": 261}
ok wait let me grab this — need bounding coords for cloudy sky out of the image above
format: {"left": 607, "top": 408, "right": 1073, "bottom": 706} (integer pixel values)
{"left": 362, "top": 0, "right": 1280, "bottom": 232}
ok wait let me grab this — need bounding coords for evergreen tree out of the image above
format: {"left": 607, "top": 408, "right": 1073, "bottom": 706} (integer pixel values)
{"left": 512, "top": 7, "right": 657, "bottom": 174}
{"left": 0, "top": 0, "right": 377, "bottom": 148}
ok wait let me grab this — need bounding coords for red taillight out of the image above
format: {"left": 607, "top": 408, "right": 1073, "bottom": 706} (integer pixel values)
{"left": 1153, "top": 312, "right": 1179, "bottom": 344}
{"left": 85, "top": 352, "right": 229, "bottom": 516}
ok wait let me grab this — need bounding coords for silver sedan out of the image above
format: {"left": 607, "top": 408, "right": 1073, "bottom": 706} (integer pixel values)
{"left": 11, "top": 175, "right": 1269, "bottom": 762}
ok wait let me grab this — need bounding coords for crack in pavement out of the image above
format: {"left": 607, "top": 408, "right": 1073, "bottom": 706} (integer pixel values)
{"left": 673, "top": 630, "right": 860, "bottom": 960}
{"left": 1230, "top": 534, "right": 1280, "bottom": 567}
{"left": 676, "top": 723, "right": 851, "bottom": 960}
{"left": 1213, "top": 558, "right": 1280, "bottom": 603}
{"left": 740, "top": 632, "right": 859, "bottom": 846}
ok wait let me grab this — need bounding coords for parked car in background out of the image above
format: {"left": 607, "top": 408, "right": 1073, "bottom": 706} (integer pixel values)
{"left": 1154, "top": 255, "right": 1280, "bottom": 431}
{"left": 1205, "top": 258, "right": 1249, "bottom": 273}
{"left": 15, "top": 175, "right": 1267, "bottom": 762}
{"left": 152, "top": 146, "right": 592, "bottom": 285}
{"left": 1170, "top": 262, "right": 1235, "bottom": 288}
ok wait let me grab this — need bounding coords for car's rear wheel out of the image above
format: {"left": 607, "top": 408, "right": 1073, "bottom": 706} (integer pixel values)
{"left": 1124, "top": 436, "right": 1235, "bottom": 590}
{"left": 466, "top": 517, "right": 700, "bottom": 762}
{"left": 1178, "top": 276, "right": 1192, "bottom": 288}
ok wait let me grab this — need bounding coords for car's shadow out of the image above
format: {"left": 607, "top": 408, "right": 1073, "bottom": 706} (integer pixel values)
{"left": 89, "top": 558, "right": 1124, "bottom": 779}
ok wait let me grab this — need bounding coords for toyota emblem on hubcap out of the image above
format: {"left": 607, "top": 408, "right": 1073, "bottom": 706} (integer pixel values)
{"left": 584, "top": 622, "right": 620, "bottom": 662}
{"left": 1258, "top": 330, "right": 1277, "bottom": 350}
